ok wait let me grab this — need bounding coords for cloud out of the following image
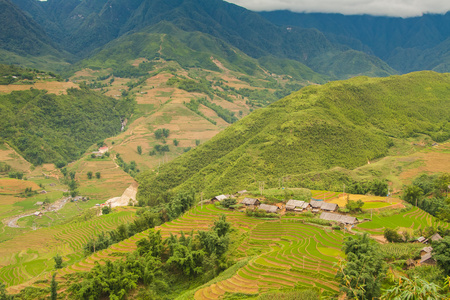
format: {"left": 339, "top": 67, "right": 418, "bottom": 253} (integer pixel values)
{"left": 225, "top": 0, "right": 450, "bottom": 17}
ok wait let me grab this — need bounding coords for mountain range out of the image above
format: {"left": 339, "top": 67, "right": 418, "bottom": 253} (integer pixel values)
{"left": 6, "top": 0, "right": 447, "bottom": 78}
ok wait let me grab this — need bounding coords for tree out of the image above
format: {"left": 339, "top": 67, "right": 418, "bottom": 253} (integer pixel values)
{"left": 403, "top": 185, "right": 424, "bottom": 206}
{"left": 137, "top": 145, "right": 142, "bottom": 155}
{"left": 336, "top": 233, "right": 386, "bottom": 299}
{"left": 0, "top": 282, "right": 12, "bottom": 300}
{"left": 54, "top": 254, "right": 63, "bottom": 269}
{"left": 173, "top": 139, "right": 179, "bottom": 146}
{"left": 346, "top": 199, "right": 364, "bottom": 213}
{"left": 195, "top": 139, "right": 200, "bottom": 146}
{"left": 221, "top": 198, "right": 236, "bottom": 208}
{"left": 102, "top": 206, "right": 111, "bottom": 215}
{"left": 381, "top": 276, "right": 444, "bottom": 299}
{"left": 95, "top": 172, "right": 101, "bottom": 179}
{"left": 433, "top": 236, "right": 450, "bottom": 276}
{"left": 51, "top": 273, "right": 57, "bottom": 300}
{"left": 384, "top": 228, "right": 404, "bottom": 243}
{"left": 87, "top": 171, "right": 93, "bottom": 179}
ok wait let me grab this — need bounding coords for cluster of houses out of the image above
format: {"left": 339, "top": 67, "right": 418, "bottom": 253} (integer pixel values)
{"left": 212, "top": 194, "right": 358, "bottom": 226}
{"left": 416, "top": 233, "right": 443, "bottom": 266}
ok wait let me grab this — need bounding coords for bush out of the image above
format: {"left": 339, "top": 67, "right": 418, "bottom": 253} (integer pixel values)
{"left": 221, "top": 198, "right": 236, "bottom": 208}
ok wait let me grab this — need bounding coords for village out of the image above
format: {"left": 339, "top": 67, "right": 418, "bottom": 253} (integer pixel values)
{"left": 210, "top": 191, "right": 443, "bottom": 268}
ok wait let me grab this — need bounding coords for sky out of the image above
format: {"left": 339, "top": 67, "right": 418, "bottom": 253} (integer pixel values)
{"left": 225, "top": 0, "right": 450, "bottom": 18}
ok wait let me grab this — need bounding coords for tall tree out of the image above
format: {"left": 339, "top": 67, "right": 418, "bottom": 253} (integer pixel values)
{"left": 51, "top": 273, "right": 57, "bottom": 300}
{"left": 336, "top": 233, "right": 386, "bottom": 299}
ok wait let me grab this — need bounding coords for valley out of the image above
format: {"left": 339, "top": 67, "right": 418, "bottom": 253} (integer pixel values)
{"left": 0, "top": 0, "right": 449, "bottom": 299}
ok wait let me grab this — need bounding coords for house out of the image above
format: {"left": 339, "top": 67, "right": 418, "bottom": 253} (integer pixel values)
{"left": 35, "top": 201, "right": 44, "bottom": 206}
{"left": 241, "top": 197, "right": 260, "bottom": 206}
{"left": 212, "top": 195, "right": 228, "bottom": 202}
{"left": 310, "top": 200, "right": 323, "bottom": 209}
{"left": 286, "top": 200, "right": 310, "bottom": 212}
{"left": 258, "top": 204, "right": 279, "bottom": 213}
{"left": 98, "top": 146, "right": 109, "bottom": 154}
{"left": 420, "top": 253, "right": 436, "bottom": 265}
{"left": 309, "top": 200, "right": 338, "bottom": 212}
{"left": 34, "top": 211, "right": 43, "bottom": 217}
{"left": 39, "top": 190, "right": 47, "bottom": 194}
{"left": 421, "top": 246, "right": 433, "bottom": 256}
{"left": 424, "top": 233, "right": 443, "bottom": 244}
{"left": 320, "top": 212, "right": 357, "bottom": 225}
{"left": 321, "top": 202, "right": 339, "bottom": 212}
{"left": 416, "top": 236, "right": 426, "bottom": 243}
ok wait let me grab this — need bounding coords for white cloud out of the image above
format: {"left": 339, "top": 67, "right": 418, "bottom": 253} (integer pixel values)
{"left": 225, "top": 0, "right": 450, "bottom": 17}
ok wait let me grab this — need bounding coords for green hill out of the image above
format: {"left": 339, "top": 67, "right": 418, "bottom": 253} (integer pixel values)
{"left": 0, "top": 87, "right": 133, "bottom": 165}
{"left": 137, "top": 71, "right": 450, "bottom": 201}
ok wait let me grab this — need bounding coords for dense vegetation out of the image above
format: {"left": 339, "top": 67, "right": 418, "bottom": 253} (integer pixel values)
{"left": 137, "top": 72, "right": 450, "bottom": 201}
{"left": 72, "top": 214, "right": 232, "bottom": 299}
{"left": 0, "top": 87, "right": 134, "bottom": 165}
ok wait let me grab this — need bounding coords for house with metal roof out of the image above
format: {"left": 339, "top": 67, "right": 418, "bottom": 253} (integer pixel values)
{"left": 310, "top": 200, "right": 323, "bottom": 209}
{"left": 258, "top": 204, "right": 279, "bottom": 213}
{"left": 286, "top": 200, "right": 310, "bottom": 211}
{"left": 212, "top": 195, "right": 228, "bottom": 202}
{"left": 420, "top": 253, "right": 436, "bottom": 265}
{"left": 424, "top": 233, "right": 443, "bottom": 244}
{"left": 319, "top": 212, "right": 357, "bottom": 225}
{"left": 241, "top": 197, "right": 260, "bottom": 206}
{"left": 321, "top": 202, "right": 338, "bottom": 212}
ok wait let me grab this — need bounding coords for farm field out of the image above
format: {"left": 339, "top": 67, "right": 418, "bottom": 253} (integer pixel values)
{"left": 8, "top": 204, "right": 347, "bottom": 297}
{"left": 355, "top": 206, "right": 450, "bottom": 234}
{"left": 1, "top": 208, "right": 135, "bottom": 290}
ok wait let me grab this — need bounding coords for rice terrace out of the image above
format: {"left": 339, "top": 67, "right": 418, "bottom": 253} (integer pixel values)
{"left": 1, "top": 0, "right": 450, "bottom": 298}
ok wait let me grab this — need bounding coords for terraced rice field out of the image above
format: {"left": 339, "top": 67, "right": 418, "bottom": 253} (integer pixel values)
{"left": 9, "top": 204, "right": 346, "bottom": 298}
{"left": 355, "top": 206, "right": 450, "bottom": 234}
{"left": 0, "top": 210, "right": 135, "bottom": 289}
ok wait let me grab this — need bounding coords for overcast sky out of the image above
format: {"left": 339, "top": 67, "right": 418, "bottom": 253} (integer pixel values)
{"left": 225, "top": 0, "right": 450, "bottom": 18}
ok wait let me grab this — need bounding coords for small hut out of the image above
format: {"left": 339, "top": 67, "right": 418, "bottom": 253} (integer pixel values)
{"left": 241, "top": 197, "right": 260, "bottom": 207}
{"left": 258, "top": 204, "right": 279, "bottom": 213}
{"left": 420, "top": 253, "right": 436, "bottom": 265}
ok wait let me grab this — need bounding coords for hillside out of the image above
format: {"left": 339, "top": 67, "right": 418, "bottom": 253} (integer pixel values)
{"left": 10, "top": 0, "right": 395, "bottom": 79}
{"left": 260, "top": 11, "right": 450, "bottom": 73}
{"left": 137, "top": 71, "right": 450, "bottom": 201}
{"left": 0, "top": 0, "right": 71, "bottom": 71}
{"left": 0, "top": 87, "right": 133, "bottom": 165}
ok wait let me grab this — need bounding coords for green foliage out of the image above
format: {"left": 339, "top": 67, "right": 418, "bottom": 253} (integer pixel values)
{"left": 433, "top": 236, "right": 450, "bottom": 276}
{"left": 337, "top": 233, "right": 386, "bottom": 299}
{"left": 173, "top": 139, "right": 179, "bottom": 146}
{"left": 0, "top": 88, "right": 134, "bottom": 165}
{"left": 50, "top": 273, "right": 57, "bottom": 300}
{"left": 0, "top": 282, "right": 13, "bottom": 300}
{"left": 86, "top": 171, "right": 93, "bottom": 179}
{"left": 383, "top": 228, "right": 404, "bottom": 243}
{"left": 138, "top": 72, "right": 450, "bottom": 198}
{"left": 95, "top": 172, "right": 101, "bottom": 179}
{"left": 8, "top": 171, "right": 23, "bottom": 179}
{"left": 379, "top": 243, "right": 422, "bottom": 260}
{"left": 346, "top": 199, "right": 364, "bottom": 213}
{"left": 154, "top": 128, "right": 170, "bottom": 139}
{"left": 53, "top": 254, "right": 63, "bottom": 269}
{"left": 382, "top": 276, "right": 444, "bottom": 299}
{"left": 221, "top": 198, "right": 236, "bottom": 208}
{"left": 137, "top": 145, "right": 142, "bottom": 155}
{"left": 102, "top": 206, "right": 111, "bottom": 215}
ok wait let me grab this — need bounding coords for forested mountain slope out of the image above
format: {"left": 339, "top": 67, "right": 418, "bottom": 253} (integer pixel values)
{"left": 137, "top": 71, "right": 450, "bottom": 201}
{"left": 260, "top": 11, "right": 450, "bottom": 73}
{"left": 0, "top": 87, "right": 133, "bottom": 165}
{"left": 9, "top": 0, "right": 395, "bottom": 79}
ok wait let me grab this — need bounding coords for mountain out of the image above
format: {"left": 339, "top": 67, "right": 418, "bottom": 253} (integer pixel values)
{"left": 0, "top": 0, "right": 72, "bottom": 71}
{"left": 10, "top": 0, "right": 395, "bottom": 79}
{"left": 0, "top": 86, "right": 133, "bottom": 165}
{"left": 137, "top": 71, "right": 450, "bottom": 201}
{"left": 260, "top": 11, "right": 450, "bottom": 73}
